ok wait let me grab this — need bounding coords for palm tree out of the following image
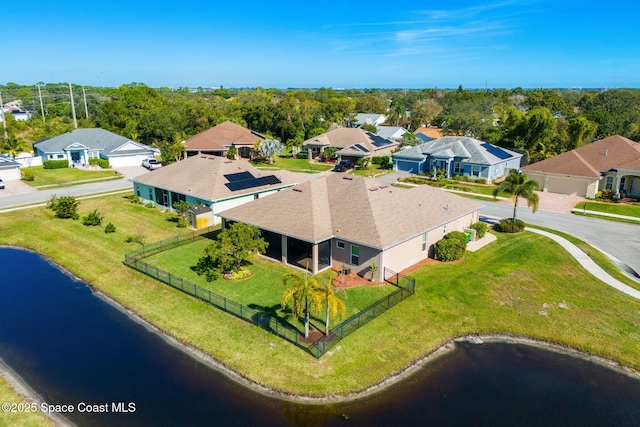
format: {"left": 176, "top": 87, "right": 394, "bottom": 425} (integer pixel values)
{"left": 322, "top": 283, "right": 346, "bottom": 335}
{"left": 493, "top": 169, "right": 540, "bottom": 221}
{"left": 281, "top": 272, "right": 324, "bottom": 338}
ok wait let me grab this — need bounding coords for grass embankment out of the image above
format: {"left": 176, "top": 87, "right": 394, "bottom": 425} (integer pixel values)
{"left": 402, "top": 176, "right": 511, "bottom": 198}
{"left": 0, "top": 376, "right": 52, "bottom": 426}
{"left": 143, "top": 241, "right": 395, "bottom": 331}
{"left": 1, "top": 195, "right": 640, "bottom": 399}
{"left": 349, "top": 165, "right": 392, "bottom": 177}
{"left": 22, "top": 166, "right": 121, "bottom": 187}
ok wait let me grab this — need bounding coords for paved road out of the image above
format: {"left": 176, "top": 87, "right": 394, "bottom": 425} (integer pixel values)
{"left": 481, "top": 201, "right": 640, "bottom": 278}
{"left": 0, "top": 166, "right": 145, "bottom": 209}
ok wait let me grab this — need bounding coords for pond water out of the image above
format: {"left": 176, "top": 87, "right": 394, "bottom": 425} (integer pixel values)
{"left": 1, "top": 247, "right": 639, "bottom": 426}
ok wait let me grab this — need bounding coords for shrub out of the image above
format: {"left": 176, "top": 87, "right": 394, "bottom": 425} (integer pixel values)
{"left": 476, "top": 178, "right": 487, "bottom": 184}
{"left": 145, "top": 202, "right": 155, "bottom": 208}
{"left": 82, "top": 209, "right": 103, "bottom": 226}
{"left": 104, "top": 222, "right": 116, "bottom": 234}
{"left": 47, "top": 195, "right": 79, "bottom": 219}
{"left": 469, "top": 222, "right": 488, "bottom": 239}
{"left": 88, "top": 158, "right": 110, "bottom": 168}
{"left": 177, "top": 217, "right": 189, "bottom": 228}
{"left": 493, "top": 218, "right": 525, "bottom": 233}
{"left": 21, "top": 169, "right": 34, "bottom": 181}
{"left": 598, "top": 189, "right": 616, "bottom": 201}
{"left": 434, "top": 231, "right": 467, "bottom": 261}
{"left": 295, "top": 153, "right": 308, "bottom": 159}
{"left": 323, "top": 147, "right": 338, "bottom": 161}
{"left": 43, "top": 160, "right": 69, "bottom": 169}
{"left": 125, "top": 195, "right": 143, "bottom": 204}
{"left": 356, "top": 157, "right": 371, "bottom": 168}
{"left": 125, "top": 234, "right": 145, "bottom": 245}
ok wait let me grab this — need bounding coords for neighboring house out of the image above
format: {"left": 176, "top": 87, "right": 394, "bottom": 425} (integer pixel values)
{"left": 352, "top": 113, "right": 387, "bottom": 127}
{"left": 0, "top": 155, "right": 21, "bottom": 181}
{"left": 375, "top": 125, "right": 408, "bottom": 141}
{"left": 219, "top": 174, "right": 481, "bottom": 281}
{"left": 414, "top": 127, "right": 444, "bottom": 143}
{"left": 132, "top": 155, "right": 307, "bottom": 228}
{"left": 522, "top": 135, "right": 640, "bottom": 198}
{"left": 1, "top": 102, "right": 33, "bottom": 121}
{"left": 392, "top": 136, "right": 522, "bottom": 182}
{"left": 33, "top": 128, "right": 155, "bottom": 167}
{"left": 302, "top": 128, "right": 398, "bottom": 163}
{"left": 185, "top": 121, "right": 266, "bottom": 158}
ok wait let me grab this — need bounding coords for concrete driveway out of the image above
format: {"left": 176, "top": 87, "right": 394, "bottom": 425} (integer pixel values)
{"left": 496, "top": 191, "right": 585, "bottom": 214}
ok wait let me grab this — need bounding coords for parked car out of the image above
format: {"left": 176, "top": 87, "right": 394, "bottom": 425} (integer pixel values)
{"left": 334, "top": 159, "right": 353, "bottom": 172}
{"left": 0, "top": 178, "right": 4, "bottom": 190}
{"left": 142, "top": 158, "right": 162, "bottom": 170}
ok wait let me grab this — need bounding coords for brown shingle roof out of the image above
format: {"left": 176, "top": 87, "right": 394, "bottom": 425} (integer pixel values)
{"left": 302, "top": 128, "right": 398, "bottom": 153}
{"left": 132, "top": 156, "right": 305, "bottom": 201}
{"left": 185, "top": 121, "right": 265, "bottom": 151}
{"left": 413, "top": 127, "right": 444, "bottom": 139}
{"left": 522, "top": 135, "right": 640, "bottom": 177}
{"left": 220, "top": 174, "right": 481, "bottom": 249}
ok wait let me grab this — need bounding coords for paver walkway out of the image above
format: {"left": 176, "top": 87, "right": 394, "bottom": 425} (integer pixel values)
{"left": 526, "top": 227, "right": 640, "bottom": 300}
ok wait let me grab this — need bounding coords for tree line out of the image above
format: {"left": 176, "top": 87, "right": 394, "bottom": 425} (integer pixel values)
{"left": 1, "top": 82, "right": 639, "bottom": 164}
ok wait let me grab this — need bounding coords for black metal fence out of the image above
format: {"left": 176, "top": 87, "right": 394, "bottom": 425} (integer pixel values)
{"left": 124, "top": 235, "right": 416, "bottom": 358}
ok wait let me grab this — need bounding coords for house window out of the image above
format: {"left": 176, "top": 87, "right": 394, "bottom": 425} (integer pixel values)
{"left": 619, "top": 177, "right": 626, "bottom": 193}
{"left": 350, "top": 245, "right": 359, "bottom": 266}
{"left": 605, "top": 176, "right": 614, "bottom": 190}
{"left": 453, "top": 162, "right": 463, "bottom": 175}
{"left": 148, "top": 188, "right": 153, "bottom": 201}
{"left": 57, "top": 154, "right": 64, "bottom": 159}
{"left": 471, "top": 165, "right": 481, "bottom": 177}
{"left": 422, "top": 233, "right": 427, "bottom": 252}
{"left": 336, "top": 241, "right": 345, "bottom": 249}
{"left": 136, "top": 189, "right": 140, "bottom": 197}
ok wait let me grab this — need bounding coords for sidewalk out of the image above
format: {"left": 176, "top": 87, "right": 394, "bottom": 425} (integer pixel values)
{"left": 526, "top": 227, "right": 640, "bottom": 300}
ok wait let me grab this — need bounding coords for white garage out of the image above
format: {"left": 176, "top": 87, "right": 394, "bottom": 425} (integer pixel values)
{"left": 0, "top": 157, "right": 21, "bottom": 181}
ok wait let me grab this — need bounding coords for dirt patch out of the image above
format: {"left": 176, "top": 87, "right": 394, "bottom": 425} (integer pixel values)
{"left": 332, "top": 273, "right": 384, "bottom": 289}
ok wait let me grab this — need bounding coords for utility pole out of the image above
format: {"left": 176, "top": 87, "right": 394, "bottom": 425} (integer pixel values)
{"left": 0, "top": 91, "right": 7, "bottom": 139}
{"left": 82, "top": 86, "right": 89, "bottom": 119}
{"left": 69, "top": 82, "right": 77, "bottom": 129}
{"left": 37, "top": 82, "right": 46, "bottom": 122}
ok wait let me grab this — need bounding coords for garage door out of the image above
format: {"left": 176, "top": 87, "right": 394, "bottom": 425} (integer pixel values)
{"left": 394, "top": 160, "right": 420, "bottom": 174}
{"left": 546, "top": 177, "right": 588, "bottom": 197}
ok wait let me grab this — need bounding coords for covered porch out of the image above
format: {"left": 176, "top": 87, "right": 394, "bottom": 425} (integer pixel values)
{"left": 256, "top": 228, "right": 332, "bottom": 274}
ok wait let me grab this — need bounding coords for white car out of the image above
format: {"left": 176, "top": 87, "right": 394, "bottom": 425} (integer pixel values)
{"left": 142, "top": 158, "right": 162, "bottom": 170}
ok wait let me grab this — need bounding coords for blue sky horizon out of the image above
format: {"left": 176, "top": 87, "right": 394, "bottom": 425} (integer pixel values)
{"left": 3, "top": 0, "right": 639, "bottom": 89}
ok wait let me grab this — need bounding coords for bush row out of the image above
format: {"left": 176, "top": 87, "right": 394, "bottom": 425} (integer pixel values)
{"left": 493, "top": 218, "right": 525, "bottom": 233}
{"left": 88, "top": 158, "right": 111, "bottom": 168}
{"left": 43, "top": 160, "right": 69, "bottom": 169}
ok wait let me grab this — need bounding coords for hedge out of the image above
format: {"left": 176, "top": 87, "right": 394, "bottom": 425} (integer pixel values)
{"left": 434, "top": 231, "right": 467, "bottom": 261}
{"left": 43, "top": 160, "right": 69, "bottom": 169}
{"left": 89, "top": 158, "right": 110, "bottom": 168}
{"left": 493, "top": 218, "right": 525, "bottom": 233}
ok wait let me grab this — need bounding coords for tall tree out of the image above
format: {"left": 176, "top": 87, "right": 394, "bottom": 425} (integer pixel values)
{"left": 281, "top": 272, "right": 324, "bottom": 339}
{"left": 322, "top": 283, "right": 346, "bottom": 335}
{"left": 410, "top": 98, "right": 443, "bottom": 129}
{"left": 493, "top": 169, "right": 540, "bottom": 221}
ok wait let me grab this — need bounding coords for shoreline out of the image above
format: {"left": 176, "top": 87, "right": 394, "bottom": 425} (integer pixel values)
{"left": 1, "top": 245, "right": 640, "bottom": 414}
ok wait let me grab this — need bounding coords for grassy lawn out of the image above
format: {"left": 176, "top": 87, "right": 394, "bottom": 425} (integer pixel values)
{"left": 349, "top": 164, "right": 393, "bottom": 177}
{"left": 402, "top": 176, "right": 511, "bottom": 197}
{"left": 1, "top": 196, "right": 640, "bottom": 398}
{"left": 143, "top": 239, "right": 396, "bottom": 331}
{"left": 0, "top": 376, "right": 52, "bottom": 427}
{"left": 574, "top": 201, "right": 640, "bottom": 218}
{"left": 22, "top": 166, "right": 122, "bottom": 187}
{"left": 253, "top": 156, "right": 334, "bottom": 172}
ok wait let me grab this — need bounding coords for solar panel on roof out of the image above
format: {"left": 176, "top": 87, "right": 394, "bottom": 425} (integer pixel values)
{"left": 370, "top": 134, "right": 394, "bottom": 148}
{"left": 262, "top": 175, "right": 282, "bottom": 185}
{"left": 480, "top": 143, "right": 513, "bottom": 160}
{"left": 224, "top": 174, "right": 283, "bottom": 191}
{"left": 224, "top": 171, "right": 254, "bottom": 182}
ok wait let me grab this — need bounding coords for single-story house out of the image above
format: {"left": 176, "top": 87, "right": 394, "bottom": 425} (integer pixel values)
{"left": 0, "top": 155, "right": 21, "bottom": 181}
{"left": 219, "top": 174, "right": 482, "bottom": 281}
{"left": 132, "top": 155, "right": 307, "bottom": 228}
{"left": 375, "top": 125, "right": 408, "bottom": 140}
{"left": 33, "top": 128, "right": 155, "bottom": 167}
{"left": 352, "top": 113, "right": 386, "bottom": 127}
{"left": 302, "top": 128, "right": 398, "bottom": 163}
{"left": 392, "top": 136, "right": 522, "bottom": 182}
{"left": 185, "top": 121, "right": 266, "bottom": 159}
{"left": 522, "top": 135, "right": 640, "bottom": 198}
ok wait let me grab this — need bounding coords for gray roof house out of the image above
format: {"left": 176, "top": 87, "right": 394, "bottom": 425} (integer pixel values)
{"left": 219, "top": 174, "right": 482, "bottom": 281}
{"left": 302, "top": 128, "right": 398, "bottom": 162}
{"left": 33, "top": 128, "right": 155, "bottom": 168}
{"left": 132, "top": 155, "right": 308, "bottom": 228}
{"left": 392, "top": 136, "right": 522, "bottom": 182}
{"left": 353, "top": 113, "right": 386, "bottom": 127}
{"left": 375, "top": 126, "right": 408, "bottom": 140}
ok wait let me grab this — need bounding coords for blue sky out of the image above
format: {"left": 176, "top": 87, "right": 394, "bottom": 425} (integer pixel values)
{"left": 3, "top": 0, "right": 639, "bottom": 89}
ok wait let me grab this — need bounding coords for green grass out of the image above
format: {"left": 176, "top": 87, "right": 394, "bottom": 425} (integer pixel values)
{"left": 0, "top": 376, "right": 52, "bottom": 427}
{"left": 1, "top": 197, "right": 640, "bottom": 397}
{"left": 349, "top": 164, "right": 393, "bottom": 177}
{"left": 253, "top": 156, "right": 334, "bottom": 172}
{"left": 574, "top": 212, "right": 640, "bottom": 225}
{"left": 22, "top": 166, "right": 122, "bottom": 187}
{"left": 143, "top": 240, "right": 396, "bottom": 331}
{"left": 402, "top": 176, "right": 511, "bottom": 197}
{"left": 574, "top": 201, "right": 640, "bottom": 218}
